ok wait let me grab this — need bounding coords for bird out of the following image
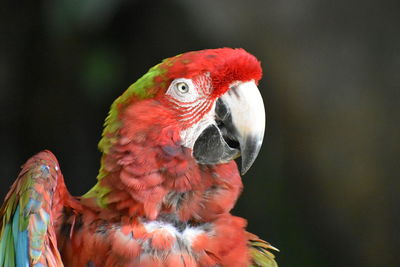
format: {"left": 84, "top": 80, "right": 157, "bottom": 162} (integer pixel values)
{"left": 0, "top": 48, "right": 278, "bottom": 267}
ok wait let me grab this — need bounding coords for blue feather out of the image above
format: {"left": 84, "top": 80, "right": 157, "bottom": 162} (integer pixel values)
{"left": 29, "top": 211, "right": 49, "bottom": 262}
{"left": 24, "top": 199, "right": 42, "bottom": 217}
{"left": 30, "top": 249, "right": 42, "bottom": 259}
{"left": 16, "top": 230, "right": 29, "bottom": 267}
{"left": 0, "top": 222, "right": 15, "bottom": 267}
{"left": 12, "top": 205, "right": 29, "bottom": 267}
{"left": 11, "top": 206, "right": 19, "bottom": 254}
{"left": 0, "top": 151, "right": 65, "bottom": 266}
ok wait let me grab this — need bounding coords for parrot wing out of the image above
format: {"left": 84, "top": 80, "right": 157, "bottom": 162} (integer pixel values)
{"left": 248, "top": 233, "right": 279, "bottom": 267}
{"left": 0, "top": 150, "right": 65, "bottom": 267}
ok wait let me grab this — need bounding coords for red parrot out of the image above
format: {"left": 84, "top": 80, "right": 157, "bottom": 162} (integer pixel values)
{"left": 0, "top": 48, "right": 278, "bottom": 267}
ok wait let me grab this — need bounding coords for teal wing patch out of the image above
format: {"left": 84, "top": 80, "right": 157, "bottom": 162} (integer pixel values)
{"left": 0, "top": 151, "right": 64, "bottom": 267}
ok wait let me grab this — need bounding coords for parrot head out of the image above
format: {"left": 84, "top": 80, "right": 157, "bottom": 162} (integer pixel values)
{"left": 100, "top": 48, "right": 265, "bottom": 175}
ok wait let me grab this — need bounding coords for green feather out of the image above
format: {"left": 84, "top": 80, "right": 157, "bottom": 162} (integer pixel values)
{"left": 7, "top": 224, "right": 15, "bottom": 267}
{"left": 0, "top": 223, "right": 8, "bottom": 266}
{"left": 3, "top": 194, "right": 15, "bottom": 232}
{"left": 0, "top": 223, "right": 15, "bottom": 267}
{"left": 82, "top": 183, "right": 111, "bottom": 208}
{"left": 249, "top": 239, "right": 279, "bottom": 267}
{"left": 83, "top": 58, "right": 173, "bottom": 207}
{"left": 98, "top": 62, "right": 167, "bottom": 155}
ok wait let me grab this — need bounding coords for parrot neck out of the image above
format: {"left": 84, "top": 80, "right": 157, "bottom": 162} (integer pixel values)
{"left": 82, "top": 100, "right": 243, "bottom": 222}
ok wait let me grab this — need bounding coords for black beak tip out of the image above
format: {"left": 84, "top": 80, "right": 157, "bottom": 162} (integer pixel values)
{"left": 239, "top": 137, "right": 263, "bottom": 175}
{"left": 240, "top": 154, "right": 255, "bottom": 175}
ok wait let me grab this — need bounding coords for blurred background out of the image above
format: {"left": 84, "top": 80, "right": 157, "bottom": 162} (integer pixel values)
{"left": 1, "top": 0, "right": 399, "bottom": 266}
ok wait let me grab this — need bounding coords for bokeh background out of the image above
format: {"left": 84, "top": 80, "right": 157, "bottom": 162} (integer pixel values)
{"left": 1, "top": 1, "right": 399, "bottom": 266}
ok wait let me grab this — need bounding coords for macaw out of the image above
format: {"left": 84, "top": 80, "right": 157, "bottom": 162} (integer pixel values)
{"left": 0, "top": 48, "right": 278, "bottom": 267}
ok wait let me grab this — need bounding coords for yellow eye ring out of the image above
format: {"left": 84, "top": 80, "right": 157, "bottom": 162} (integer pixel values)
{"left": 176, "top": 82, "right": 189, "bottom": 94}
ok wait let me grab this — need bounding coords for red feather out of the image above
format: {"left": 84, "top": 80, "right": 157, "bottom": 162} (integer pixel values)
{"left": 1, "top": 48, "right": 275, "bottom": 267}
{"left": 161, "top": 48, "right": 262, "bottom": 97}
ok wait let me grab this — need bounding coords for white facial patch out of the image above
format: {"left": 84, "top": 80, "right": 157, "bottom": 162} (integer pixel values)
{"left": 179, "top": 102, "right": 216, "bottom": 149}
{"left": 165, "top": 75, "right": 215, "bottom": 149}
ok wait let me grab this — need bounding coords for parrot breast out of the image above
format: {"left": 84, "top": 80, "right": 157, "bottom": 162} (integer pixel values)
{"left": 58, "top": 212, "right": 251, "bottom": 267}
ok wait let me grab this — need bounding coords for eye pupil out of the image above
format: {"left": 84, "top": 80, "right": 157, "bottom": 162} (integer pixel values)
{"left": 177, "top": 82, "right": 189, "bottom": 93}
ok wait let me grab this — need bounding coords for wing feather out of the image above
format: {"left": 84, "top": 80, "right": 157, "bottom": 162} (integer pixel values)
{"left": 0, "top": 151, "right": 65, "bottom": 267}
{"left": 248, "top": 233, "right": 279, "bottom": 267}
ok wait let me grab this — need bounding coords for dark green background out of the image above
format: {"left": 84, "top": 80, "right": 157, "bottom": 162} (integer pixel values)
{"left": 1, "top": 1, "right": 399, "bottom": 266}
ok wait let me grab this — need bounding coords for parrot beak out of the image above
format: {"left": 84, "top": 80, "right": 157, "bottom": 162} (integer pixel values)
{"left": 193, "top": 81, "right": 266, "bottom": 175}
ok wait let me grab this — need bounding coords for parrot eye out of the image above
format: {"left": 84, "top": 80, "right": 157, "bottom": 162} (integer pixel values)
{"left": 166, "top": 78, "right": 199, "bottom": 102}
{"left": 176, "top": 82, "right": 189, "bottom": 94}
